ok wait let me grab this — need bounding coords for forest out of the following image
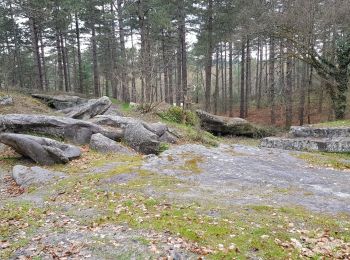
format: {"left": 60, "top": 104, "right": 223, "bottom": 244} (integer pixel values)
{"left": 0, "top": 0, "right": 349, "bottom": 126}
{"left": 2, "top": 1, "right": 350, "bottom": 259}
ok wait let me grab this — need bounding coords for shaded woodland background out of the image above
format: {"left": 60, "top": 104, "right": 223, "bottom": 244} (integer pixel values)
{"left": 0, "top": 0, "right": 350, "bottom": 127}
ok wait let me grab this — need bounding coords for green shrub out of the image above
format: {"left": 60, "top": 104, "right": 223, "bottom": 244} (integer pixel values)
{"left": 158, "top": 106, "right": 198, "bottom": 126}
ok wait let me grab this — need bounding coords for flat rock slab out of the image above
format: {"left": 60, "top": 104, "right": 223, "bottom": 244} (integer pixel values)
{"left": 31, "top": 94, "right": 87, "bottom": 110}
{"left": 59, "top": 96, "right": 111, "bottom": 120}
{"left": 12, "top": 165, "right": 66, "bottom": 187}
{"left": 142, "top": 144, "right": 350, "bottom": 213}
{"left": 0, "top": 114, "right": 123, "bottom": 145}
{"left": 261, "top": 137, "right": 350, "bottom": 153}
{"left": 291, "top": 126, "right": 350, "bottom": 138}
{"left": 0, "top": 133, "right": 81, "bottom": 165}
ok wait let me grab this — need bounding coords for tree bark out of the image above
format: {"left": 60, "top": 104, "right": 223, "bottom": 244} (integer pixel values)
{"left": 228, "top": 42, "right": 234, "bottom": 117}
{"left": 214, "top": 47, "right": 219, "bottom": 114}
{"left": 204, "top": 0, "right": 213, "bottom": 112}
{"left": 285, "top": 40, "right": 293, "bottom": 128}
{"left": 29, "top": 17, "right": 43, "bottom": 90}
{"left": 91, "top": 24, "right": 100, "bottom": 97}
{"left": 240, "top": 39, "right": 245, "bottom": 118}
{"left": 117, "top": 0, "right": 129, "bottom": 102}
{"left": 75, "top": 12, "right": 84, "bottom": 94}
{"left": 269, "top": 37, "right": 276, "bottom": 125}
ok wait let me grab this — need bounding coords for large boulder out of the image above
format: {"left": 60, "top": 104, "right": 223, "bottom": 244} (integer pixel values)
{"left": 0, "top": 95, "right": 14, "bottom": 106}
{"left": 143, "top": 122, "right": 168, "bottom": 137}
{"left": 196, "top": 110, "right": 257, "bottom": 137}
{"left": 0, "top": 133, "right": 81, "bottom": 165}
{"left": 31, "top": 94, "right": 87, "bottom": 110}
{"left": 124, "top": 123, "right": 160, "bottom": 155}
{"left": 0, "top": 114, "right": 123, "bottom": 145}
{"left": 59, "top": 96, "right": 112, "bottom": 120}
{"left": 92, "top": 115, "right": 138, "bottom": 128}
{"left": 90, "top": 133, "right": 135, "bottom": 154}
{"left": 92, "top": 115, "right": 177, "bottom": 143}
{"left": 12, "top": 165, "right": 66, "bottom": 187}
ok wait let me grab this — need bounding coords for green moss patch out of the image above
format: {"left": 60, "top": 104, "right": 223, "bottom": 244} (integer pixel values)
{"left": 294, "top": 152, "right": 350, "bottom": 170}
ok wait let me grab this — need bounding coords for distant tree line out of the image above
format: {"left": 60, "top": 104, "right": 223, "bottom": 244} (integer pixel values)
{"left": 0, "top": 0, "right": 349, "bottom": 125}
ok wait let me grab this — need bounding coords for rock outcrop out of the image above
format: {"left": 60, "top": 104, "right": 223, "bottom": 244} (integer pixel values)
{"left": 59, "top": 96, "right": 111, "bottom": 120}
{"left": 124, "top": 123, "right": 160, "bottom": 154}
{"left": 0, "top": 133, "right": 81, "bottom": 165}
{"left": 290, "top": 126, "right": 350, "bottom": 139}
{"left": 32, "top": 94, "right": 87, "bottom": 110}
{"left": 0, "top": 95, "right": 14, "bottom": 106}
{"left": 12, "top": 165, "right": 66, "bottom": 187}
{"left": 92, "top": 115, "right": 178, "bottom": 144}
{"left": 196, "top": 110, "right": 259, "bottom": 137}
{"left": 0, "top": 114, "right": 123, "bottom": 144}
{"left": 90, "top": 133, "right": 135, "bottom": 154}
{"left": 261, "top": 125, "right": 350, "bottom": 152}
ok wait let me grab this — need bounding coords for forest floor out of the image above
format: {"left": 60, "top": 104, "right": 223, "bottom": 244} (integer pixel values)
{"left": 0, "top": 93, "right": 350, "bottom": 259}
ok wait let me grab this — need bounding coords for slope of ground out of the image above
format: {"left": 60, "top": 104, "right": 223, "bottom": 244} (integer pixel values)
{"left": 0, "top": 91, "right": 53, "bottom": 115}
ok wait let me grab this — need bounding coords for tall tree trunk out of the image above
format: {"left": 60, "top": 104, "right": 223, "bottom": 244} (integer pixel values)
{"left": 240, "top": 39, "right": 245, "bottom": 118}
{"left": 269, "top": 37, "right": 276, "bottom": 125}
{"left": 60, "top": 32, "right": 69, "bottom": 92}
{"left": 307, "top": 66, "right": 313, "bottom": 124}
{"left": 130, "top": 28, "right": 137, "bottom": 102}
{"left": 168, "top": 56, "right": 174, "bottom": 105}
{"left": 257, "top": 38, "right": 263, "bottom": 109}
{"left": 162, "top": 31, "right": 169, "bottom": 103}
{"left": 223, "top": 42, "right": 227, "bottom": 113}
{"left": 75, "top": 12, "right": 84, "bottom": 94}
{"left": 55, "top": 30, "right": 64, "bottom": 91}
{"left": 245, "top": 38, "right": 251, "bottom": 118}
{"left": 255, "top": 38, "right": 260, "bottom": 106}
{"left": 117, "top": 0, "right": 129, "bottom": 102}
{"left": 176, "top": 28, "right": 182, "bottom": 106}
{"left": 229, "top": 42, "right": 234, "bottom": 117}
{"left": 39, "top": 30, "right": 48, "bottom": 90}
{"left": 204, "top": 0, "right": 213, "bottom": 112}
{"left": 285, "top": 40, "right": 293, "bottom": 128}
{"left": 220, "top": 43, "right": 225, "bottom": 113}
{"left": 214, "top": 47, "right": 219, "bottom": 114}
{"left": 299, "top": 62, "right": 307, "bottom": 125}
{"left": 10, "top": 2, "right": 23, "bottom": 88}
{"left": 179, "top": 0, "right": 188, "bottom": 109}
{"left": 29, "top": 17, "right": 43, "bottom": 90}
{"left": 91, "top": 24, "right": 100, "bottom": 97}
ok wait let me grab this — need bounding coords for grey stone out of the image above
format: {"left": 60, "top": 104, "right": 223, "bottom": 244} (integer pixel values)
{"left": 0, "top": 114, "right": 123, "bottom": 145}
{"left": 0, "top": 95, "right": 14, "bottom": 106}
{"left": 92, "top": 115, "right": 138, "bottom": 128}
{"left": 141, "top": 143, "right": 350, "bottom": 213}
{"left": 31, "top": 94, "right": 87, "bottom": 110}
{"left": 291, "top": 126, "right": 350, "bottom": 138}
{"left": 261, "top": 137, "right": 350, "bottom": 153}
{"left": 93, "top": 115, "right": 178, "bottom": 143}
{"left": 12, "top": 165, "right": 66, "bottom": 187}
{"left": 143, "top": 122, "right": 168, "bottom": 136}
{"left": 124, "top": 123, "right": 160, "bottom": 155}
{"left": 196, "top": 109, "right": 257, "bottom": 137}
{"left": 0, "top": 133, "right": 81, "bottom": 165}
{"left": 59, "top": 96, "right": 111, "bottom": 120}
{"left": 159, "top": 131, "right": 178, "bottom": 144}
{"left": 90, "top": 133, "right": 135, "bottom": 154}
